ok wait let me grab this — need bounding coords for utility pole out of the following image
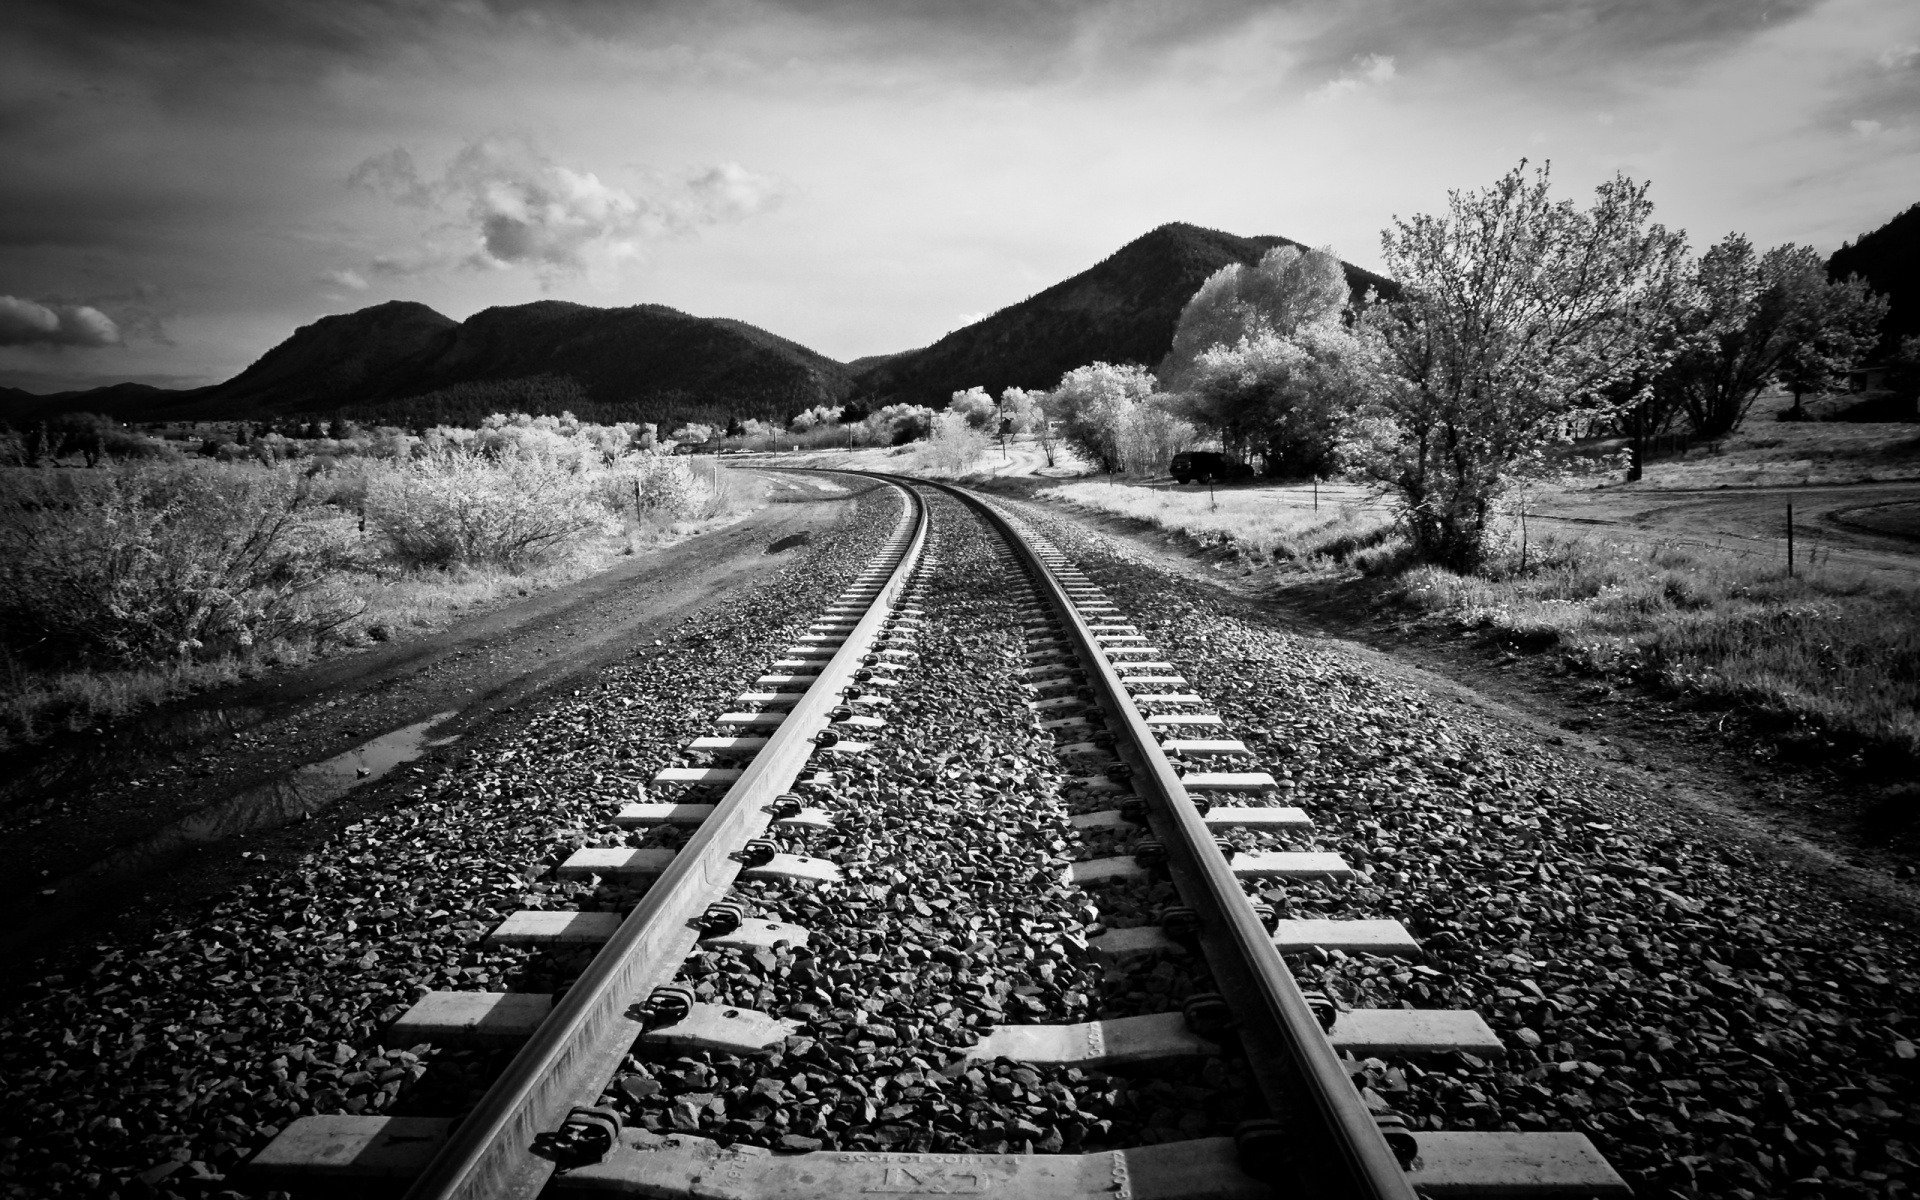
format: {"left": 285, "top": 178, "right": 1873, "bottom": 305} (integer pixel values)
{"left": 1787, "top": 502, "right": 1795, "bottom": 577}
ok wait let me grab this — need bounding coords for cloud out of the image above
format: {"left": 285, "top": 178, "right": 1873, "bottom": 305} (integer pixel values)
{"left": 349, "top": 137, "right": 786, "bottom": 277}
{"left": 684, "top": 162, "right": 785, "bottom": 223}
{"left": 322, "top": 267, "right": 370, "bottom": 290}
{"left": 1310, "top": 53, "right": 1396, "bottom": 102}
{"left": 0, "top": 296, "right": 121, "bottom": 347}
{"left": 1852, "top": 118, "right": 1886, "bottom": 138}
{"left": 1879, "top": 44, "right": 1919, "bottom": 70}
{"left": 346, "top": 148, "right": 435, "bottom": 207}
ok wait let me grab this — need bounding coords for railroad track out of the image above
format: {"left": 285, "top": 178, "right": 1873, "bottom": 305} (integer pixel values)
{"left": 249, "top": 474, "right": 1629, "bottom": 1199}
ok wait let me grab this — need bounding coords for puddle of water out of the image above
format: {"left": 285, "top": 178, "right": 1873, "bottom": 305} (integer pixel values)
{"left": 38, "top": 711, "right": 460, "bottom": 901}
{"left": 2, "top": 706, "right": 268, "bottom": 806}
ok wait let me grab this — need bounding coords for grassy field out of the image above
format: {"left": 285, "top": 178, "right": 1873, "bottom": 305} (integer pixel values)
{"left": 1032, "top": 478, "right": 1394, "bottom": 563}
{"left": 1637, "top": 391, "right": 1920, "bottom": 488}
{"left": 1396, "top": 535, "right": 1920, "bottom": 766}
{"left": 1025, "top": 420, "right": 1920, "bottom": 769}
{"left": 0, "top": 452, "right": 757, "bottom": 748}
{"left": 0, "top": 509, "right": 747, "bottom": 747}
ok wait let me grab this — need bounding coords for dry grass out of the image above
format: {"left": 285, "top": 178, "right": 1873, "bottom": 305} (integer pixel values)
{"left": 0, "top": 469, "right": 758, "bottom": 749}
{"left": 1397, "top": 534, "right": 1920, "bottom": 766}
{"left": 1639, "top": 391, "right": 1920, "bottom": 489}
{"left": 1026, "top": 466, "right": 1919, "bottom": 769}
{"left": 1033, "top": 479, "right": 1396, "bottom": 564}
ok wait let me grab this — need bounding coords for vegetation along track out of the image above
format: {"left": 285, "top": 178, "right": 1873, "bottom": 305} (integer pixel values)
{"left": 234, "top": 472, "right": 1625, "bottom": 1199}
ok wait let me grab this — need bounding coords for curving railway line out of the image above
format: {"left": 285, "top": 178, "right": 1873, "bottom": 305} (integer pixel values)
{"left": 248, "top": 474, "right": 1628, "bottom": 1199}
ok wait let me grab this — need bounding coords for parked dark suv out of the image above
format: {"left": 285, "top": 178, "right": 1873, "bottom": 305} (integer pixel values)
{"left": 1169, "top": 451, "right": 1254, "bottom": 484}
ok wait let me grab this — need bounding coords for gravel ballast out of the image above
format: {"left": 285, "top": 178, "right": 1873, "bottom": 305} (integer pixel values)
{"left": 595, "top": 490, "right": 1262, "bottom": 1155}
{"left": 0, "top": 483, "right": 901, "bottom": 1198}
{"left": 1005, "top": 494, "right": 1920, "bottom": 1200}
{"left": 6, "top": 474, "right": 1915, "bottom": 1200}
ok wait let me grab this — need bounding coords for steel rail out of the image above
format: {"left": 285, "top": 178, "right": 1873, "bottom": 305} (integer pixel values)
{"left": 400, "top": 476, "right": 929, "bottom": 1200}
{"left": 904, "top": 475, "right": 1420, "bottom": 1200}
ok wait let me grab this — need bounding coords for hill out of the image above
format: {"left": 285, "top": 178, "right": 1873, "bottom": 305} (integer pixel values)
{"left": 2, "top": 301, "right": 854, "bottom": 428}
{"left": 847, "top": 222, "right": 1396, "bottom": 406}
{"left": 370, "top": 301, "right": 854, "bottom": 426}
{"left": 1830, "top": 202, "right": 1919, "bottom": 353}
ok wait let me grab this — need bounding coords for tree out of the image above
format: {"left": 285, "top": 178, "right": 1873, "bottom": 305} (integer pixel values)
{"left": 850, "top": 403, "right": 935, "bottom": 446}
{"left": 1044, "top": 362, "right": 1193, "bottom": 474}
{"left": 1349, "top": 161, "right": 1688, "bottom": 570}
{"left": 1184, "top": 325, "right": 1369, "bottom": 478}
{"left": 1778, "top": 273, "right": 1887, "bottom": 418}
{"left": 725, "top": 416, "right": 745, "bottom": 439}
{"left": 1162, "top": 245, "right": 1351, "bottom": 387}
{"left": 1000, "top": 387, "right": 1053, "bottom": 463}
{"left": 1046, "top": 362, "right": 1156, "bottom": 472}
{"left": 947, "top": 387, "right": 999, "bottom": 430}
{"left": 998, "top": 387, "right": 1047, "bottom": 435}
{"left": 789, "top": 404, "right": 842, "bottom": 432}
{"left": 1886, "top": 335, "right": 1920, "bottom": 412}
{"left": 1666, "top": 237, "right": 1887, "bottom": 437}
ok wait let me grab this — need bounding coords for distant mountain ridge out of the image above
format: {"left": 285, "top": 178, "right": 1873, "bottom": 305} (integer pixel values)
{"left": 2, "top": 222, "right": 1394, "bottom": 425}
{"left": 0, "top": 301, "right": 857, "bottom": 427}
{"left": 846, "top": 223, "right": 1396, "bottom": 406}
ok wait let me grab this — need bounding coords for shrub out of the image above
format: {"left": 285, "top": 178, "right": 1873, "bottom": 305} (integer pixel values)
{"left": 851, "top": 403, "right": 936, "bottom": 447}
{"left": 365, "top": 449, "right": 610, "bottom": 569}
{"left": 907, "top": 411, "right": 991, "bottom": 475}
{"left": 599, "top": 454, "right": 729, "bottom": 519}
{"left": 1044, "top": 362, "right": 1195, "bottom": 473}
{"left": 0, "top": 462, "right": 361, "bottom": 667}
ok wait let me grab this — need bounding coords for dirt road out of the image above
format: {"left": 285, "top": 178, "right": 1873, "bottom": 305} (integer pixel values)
{"left": 1527, "top": 478, "right": 1920, "bottom": 575}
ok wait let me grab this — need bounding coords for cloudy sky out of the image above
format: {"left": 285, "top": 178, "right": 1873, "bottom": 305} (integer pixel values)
{"left": 3, "top": 0, "right": 1916, "bottom": 393}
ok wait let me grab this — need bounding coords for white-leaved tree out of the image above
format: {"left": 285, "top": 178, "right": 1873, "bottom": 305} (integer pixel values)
{"left": 1182, "top": 324, "right": 1372, "bottom": 478}
{"left": 1161, "top": 245, "right": 1351, "bottom": 389}
{"left": 789, "top": 404, "right": 843, "bottom": 432}
{"left": 1348, "top": 160, "right": 1689, "bottom": 570}
{"left": 1045, "top": 362, "right": 1194, "bottom": 474}
{"left": 947, "top": 387, "right": 1000, "bottom": 430}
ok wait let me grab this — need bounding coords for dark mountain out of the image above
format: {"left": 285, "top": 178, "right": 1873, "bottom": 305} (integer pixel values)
{"left": 1830, "top": 202, "right": 1920, "bottom": 353}
{"left": 1, "top": 301, "right": 855, "bottom": 427}
{"left": 375, "top": 301, "right": 853, "bottom": 424}
{"left": 847, "top": 222, "right": 1396, "bottom": 406}
{"left": 206, "top": 300, "right": 459, "bottom": 417}
{"left": 0, "top": 381, "right": 206, "bottom": 425}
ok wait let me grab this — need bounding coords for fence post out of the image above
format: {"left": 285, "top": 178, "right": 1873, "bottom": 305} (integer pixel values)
{"left": 1520, "top": 498, "right": 1529, "bottom": 575}
{"left": 1313, "top": 476, "right": 1318, "bottom": 511}
{"left": 1787, "top": 502, "right": 1795, "bottom": 577}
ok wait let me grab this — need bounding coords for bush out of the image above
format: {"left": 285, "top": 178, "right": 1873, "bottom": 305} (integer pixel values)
{"left": 365, "top": 449, "right": 610, "bottom": 569}
{"left": 906, "top": 411, "right": 991, "bottom": 475}
{"left": 0, "top": 462, "right": 361, "bottom": 667}
{"left": 599, "top": 454, "right": 730, "bottom": 519}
